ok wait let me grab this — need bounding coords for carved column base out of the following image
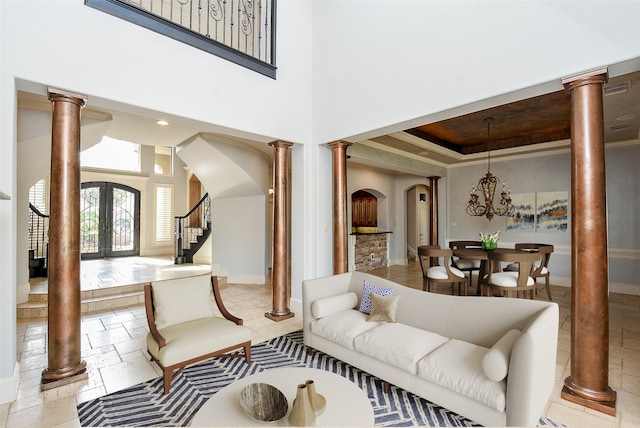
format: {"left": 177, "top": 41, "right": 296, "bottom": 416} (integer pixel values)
{"left": 41, "top": 360, "right": 88, "bottom": 391}
{"left": 562, "top": 376, "right": 616, "bottom": 416}
{"left": 265, "top": 310, "right": 295, "bottom": 322}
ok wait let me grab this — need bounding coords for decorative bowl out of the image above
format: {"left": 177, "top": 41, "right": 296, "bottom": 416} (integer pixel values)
{"left": 239, "top": 383, "right": 288, "bottom": 422}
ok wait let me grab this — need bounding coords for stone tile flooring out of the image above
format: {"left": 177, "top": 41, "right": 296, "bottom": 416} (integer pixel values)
{"left": 2, "top": 258, "right": 639, "bottom": 427}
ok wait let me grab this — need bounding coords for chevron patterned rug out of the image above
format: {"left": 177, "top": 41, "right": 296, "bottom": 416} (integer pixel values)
{"left": 77, "top": 330, "right": 563, "bottom": 427}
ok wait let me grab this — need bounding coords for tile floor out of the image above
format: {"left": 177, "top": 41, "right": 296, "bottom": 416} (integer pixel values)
{"left": 2, "top": 258, "right": 639, "bottom": 428}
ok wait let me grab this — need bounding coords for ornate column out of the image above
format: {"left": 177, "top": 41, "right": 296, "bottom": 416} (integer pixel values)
{"left": 428, "top": 176, "right": 440, "bottom": 246}
{"left": 561, "top": 68, "right": 616, "bottom": 415}
{"left": 328, "top": 141, "right": 351, "bottom": 274}
{"left": 41, "top": 89, "right": 88, "bottom": 390}
{"left": 265, "top": 141, "right": 295, "bottom": 322}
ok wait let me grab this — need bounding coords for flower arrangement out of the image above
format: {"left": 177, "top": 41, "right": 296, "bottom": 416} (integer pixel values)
{"left": 479, "top": 231, "right": 500, "bottom": 250}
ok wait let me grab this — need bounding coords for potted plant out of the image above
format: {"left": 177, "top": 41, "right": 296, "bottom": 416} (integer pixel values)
{"left": 479, "top": 231, "right": 500, "bottom": 250}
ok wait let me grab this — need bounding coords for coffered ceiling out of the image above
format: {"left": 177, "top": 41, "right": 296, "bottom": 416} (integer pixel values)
{"left": 359, "top": 70, "right": 640, "bottom": 167}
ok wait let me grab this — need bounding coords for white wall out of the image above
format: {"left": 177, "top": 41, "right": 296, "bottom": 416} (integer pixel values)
{"left": 312, "top": 1, "right": 640, "bottom": 144}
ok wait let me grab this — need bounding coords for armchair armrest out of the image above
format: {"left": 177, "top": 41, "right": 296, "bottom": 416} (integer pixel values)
{"left": 144, "top": 284, "right": 166, "bottom": 348}
{"left": 211, "top": 276, "right": 243, "bottom": 325}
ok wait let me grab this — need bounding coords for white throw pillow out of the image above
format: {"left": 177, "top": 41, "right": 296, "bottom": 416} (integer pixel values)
{"left": 152, "top": 274, "right": 215, "bottom": 330}
{"left": 482, "top": 329, "right": 521, "bottom": 382}
{"left": 311, "top": 292, "right": 358, "bottom": 319}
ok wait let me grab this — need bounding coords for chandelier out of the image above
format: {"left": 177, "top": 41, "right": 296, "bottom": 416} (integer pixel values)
{"left": 466, "top": 118, "right": 514, "bottom": 221}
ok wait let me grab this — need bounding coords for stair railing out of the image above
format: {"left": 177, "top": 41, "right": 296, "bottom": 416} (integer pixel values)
{"left": 28, "top": 203, "right": 50, "bottom": 275}
{"left": 174, "top": 193, "right": 211, "bottom": 263}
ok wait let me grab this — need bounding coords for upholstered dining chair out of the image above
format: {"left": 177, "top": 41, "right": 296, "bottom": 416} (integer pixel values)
{"left": 504, "top": 243, "right": 554, "bottom": 301}
{"left": 418, "top": 246, "right": 468, "bottom": 295}
{"left": 484, "top": 250, "right": 541, "bottom": 299}
{"left": 448, "top": 240, "right": 483, "bottom": 293}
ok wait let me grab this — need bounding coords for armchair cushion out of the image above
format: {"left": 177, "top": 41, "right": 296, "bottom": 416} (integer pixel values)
{"left": 151, "top": 274, "right": 215, "bottom": 330}
{"left": 426, "top": 265, "right": 465, "bottom": 280}
{"left": 147, "top": 317, "right": 252, "bottom": 367}
{"left": 490, "top": 272, "right": 535, "bottom": 287}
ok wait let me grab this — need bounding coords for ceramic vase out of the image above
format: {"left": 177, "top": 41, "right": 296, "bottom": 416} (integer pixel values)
{"left": 288, "top": 383, "right": 315, "bottom": 427}
{"left": 305, "top": 379, "right": 326, "bottom": 415}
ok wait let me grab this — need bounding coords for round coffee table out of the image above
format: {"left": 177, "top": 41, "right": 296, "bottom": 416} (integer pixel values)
{"left": 189, "top": 367, "right": 374, "bottom": 427}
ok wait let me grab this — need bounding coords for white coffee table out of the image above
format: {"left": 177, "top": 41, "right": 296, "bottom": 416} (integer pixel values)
{"left": 190, "top": 367, "right": 374, "bottom": 427}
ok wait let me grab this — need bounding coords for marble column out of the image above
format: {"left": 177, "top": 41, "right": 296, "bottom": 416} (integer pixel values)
{"left": 328, "top": 141, "right": 351, "bottom": 274}
{"left": 428, "top": 176, "right": 440, "bottom": 246}
{"left": 561, "top": 68, "right": 616, "bottom": 415}
{"left": 265, "top": 141, "right": 294, "bottom": 322}
{"left": 41, "top": 89, "right": 88, "bottom": 390}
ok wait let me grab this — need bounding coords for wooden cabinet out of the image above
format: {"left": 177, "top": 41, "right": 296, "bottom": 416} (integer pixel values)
{"left": 352, "top": 190, "right": 377, "bottom": 227}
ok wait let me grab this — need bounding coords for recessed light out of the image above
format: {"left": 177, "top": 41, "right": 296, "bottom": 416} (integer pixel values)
{"left": 156, "top": 119, "right": 169, "bottom": 126}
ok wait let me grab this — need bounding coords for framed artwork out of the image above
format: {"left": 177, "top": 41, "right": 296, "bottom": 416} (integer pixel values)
{"left": 536, "top": 191, "right": 568, "bottom": 232}
{"left": 507, "top": 193, "right": 536, "bottom": 231}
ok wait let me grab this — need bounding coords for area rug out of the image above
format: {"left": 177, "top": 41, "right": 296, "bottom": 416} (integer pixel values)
{"left": 77, "top": 330, "right": 563, "bottom": 427}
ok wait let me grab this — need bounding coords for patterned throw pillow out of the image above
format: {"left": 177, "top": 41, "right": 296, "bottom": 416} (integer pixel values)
{"left": 358, "top": 280, "right": 394, "bottom": 314}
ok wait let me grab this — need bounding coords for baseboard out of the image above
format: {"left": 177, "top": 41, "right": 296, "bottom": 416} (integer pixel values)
{"left": 290, "top": 297, "right": 302, "bottom": 315}
{"left": 0, "top": 362, "right": 19, "bottom": 404}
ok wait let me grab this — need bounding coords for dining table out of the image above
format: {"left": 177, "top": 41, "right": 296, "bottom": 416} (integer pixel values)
{"left": 452, "top": 247, "right": 538, "bottom": 295}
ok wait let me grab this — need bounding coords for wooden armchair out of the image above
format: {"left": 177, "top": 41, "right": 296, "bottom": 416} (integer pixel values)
{"left": 418, "top": 246, "right": 468, "bottom": 295}
{"left": 484, "top": 251, "right": 541, "bottom": 299}
{"left": 448, "top": 240, "right": 483, "bottom": 293}
{"left": 144, "top": 274, "right": 252, "bottom": 394}
{"left": 504, "top": 243, "right": 554, "bottom": 301}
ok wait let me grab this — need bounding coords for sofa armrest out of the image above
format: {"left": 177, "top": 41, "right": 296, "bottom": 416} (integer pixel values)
{"left": 505, "top": 304, "right": 559, "bottom": 427}
{"left": 302, "top": 272, "right": 353, "bottom": 345}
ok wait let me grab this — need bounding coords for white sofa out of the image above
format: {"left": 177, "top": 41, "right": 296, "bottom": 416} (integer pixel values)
{"left": 302, "top": 271, "right": 559, "bottom": 427}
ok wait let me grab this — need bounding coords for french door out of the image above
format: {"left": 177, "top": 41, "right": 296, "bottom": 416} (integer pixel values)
{"left": 80, "top": 182, "right": 140, "bottom": 259}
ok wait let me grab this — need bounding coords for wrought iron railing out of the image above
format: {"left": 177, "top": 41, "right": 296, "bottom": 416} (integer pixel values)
{"left": 85, "top": 0, "right": 276, "bottom": 78}
{"left": 29, "top": 203, "right": 49, "bottom": 273}
{"left": 174, "top": 193, "right": 211, "bottom": 262}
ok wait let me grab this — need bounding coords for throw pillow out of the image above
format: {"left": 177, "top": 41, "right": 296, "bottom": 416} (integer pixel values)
{"left": 366, "top": 293, "right": 401, "bottom": 322}
{"left": 358, "top": 280, "right": 394, "bottom": 314}
{"left": 482, "top": 329, "right": 522, "bottom": 382}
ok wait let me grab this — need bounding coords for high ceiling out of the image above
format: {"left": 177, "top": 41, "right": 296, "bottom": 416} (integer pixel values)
{"left": 360, "top": 70, "right": 640, "bottom": 166}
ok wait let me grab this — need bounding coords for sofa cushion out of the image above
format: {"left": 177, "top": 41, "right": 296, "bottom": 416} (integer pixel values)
{"left": 482, "top": 329, "right": 521, "bottom": 382}
{"left": 147, "top": 317, "right": 251, "bottom": 367}
{"left": 152, "top": 274, "right": 215, "bottom": 330}
{"left": 359, "top": 280, "right": 394, "bottom": 314}
{"left": 311, "top": 292, "right": 358, "bottom": 319}
{"left": 310, "top": 309, "right": 380, "bottom": 350}
{"left": 367, "top": 293, "right": 401, "bottom": 323}
{"left": 417, "top": 339, "right": 506, "bottom": 412}
{"left": 354, "top": 323, "right": 449, "bottom": 374}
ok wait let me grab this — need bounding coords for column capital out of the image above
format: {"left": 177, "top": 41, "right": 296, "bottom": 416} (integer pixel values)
{"left": 562, "top": 68, "right": 608, "bottom": 91}
{"left": 47, "top": 88, "right": 87, "bottom": 108}
{"left": 327, "top": 140, "right": 352, "bottom": 149}
{"left": 269, "top": 140, "right": 294, "bottom": 149}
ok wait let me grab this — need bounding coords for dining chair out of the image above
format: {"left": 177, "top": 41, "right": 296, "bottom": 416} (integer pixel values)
{"left": 483, "top": 250, "right": 541, "bottom": 299}
{"left": 504, "top": 243, "right": 554, "bottom": 301}
{"left": 418, "top": 246, "right": 468, "bottom": 295}
{"left": 448, "top": 240, "right": 483, "bottom": 293}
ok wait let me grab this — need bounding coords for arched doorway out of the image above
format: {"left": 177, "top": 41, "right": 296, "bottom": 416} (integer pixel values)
{"left": 80, "top": 182, "right": 140, "bottom": 259}
{"left": 406, "top": 184, "right": 430, "bottom": 261}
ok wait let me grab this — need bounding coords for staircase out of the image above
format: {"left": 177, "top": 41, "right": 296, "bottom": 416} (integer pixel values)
{"left": 174, "top": 193, "right": 211, "bottom": 264}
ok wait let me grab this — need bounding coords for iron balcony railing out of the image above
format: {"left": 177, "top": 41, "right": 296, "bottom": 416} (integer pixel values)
{"left": 28, "top": 203, "right": 49, "bottom": 276}
{"left": 86, "top": 0, "right": 276, "bottom": 78}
